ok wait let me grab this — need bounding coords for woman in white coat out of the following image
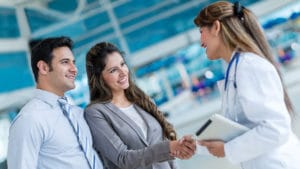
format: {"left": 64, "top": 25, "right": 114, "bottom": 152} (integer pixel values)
{"left": 193, "top": 1, "right": 300, "bottom": 169}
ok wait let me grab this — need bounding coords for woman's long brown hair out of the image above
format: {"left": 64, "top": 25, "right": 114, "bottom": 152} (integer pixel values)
{"left": 86, "top": 42, "right": 177, "bottom": 140}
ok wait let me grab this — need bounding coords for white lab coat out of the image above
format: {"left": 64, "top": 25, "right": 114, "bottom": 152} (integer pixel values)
{"left": 220, "top": 52, "right": 300, "bottom": 169}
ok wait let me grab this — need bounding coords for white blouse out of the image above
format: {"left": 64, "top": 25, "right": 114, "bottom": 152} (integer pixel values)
{"left": 120, "top": 104, "right": 148, "bottom": 139}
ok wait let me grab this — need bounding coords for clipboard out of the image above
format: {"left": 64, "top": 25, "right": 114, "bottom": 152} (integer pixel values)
{"left": 195, "top": 114, "right": 249, "bottom": 142}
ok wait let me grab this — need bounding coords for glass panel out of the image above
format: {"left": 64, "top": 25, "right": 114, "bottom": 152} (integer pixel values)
{"left": 36, "top": 22, "right": 86, "bottom": 39}
{"left": 114, "top": 0, "right": 160, "bottom": 19}
{"left": 83, "top": 12, "right": 110, "bottom": 30}
{"left": 25, "top": 8, "right": 60, "bottom": 33}
{"left": 0, "top": 7, "right": 20, "bottom": 38}
{"left": 87, "top": 0, "right": 98, "bottom": 4}
{"left": 124, "top": 6, "right": 199, "bottom": 52}
{"left": 0, "top": 52, "right": 34, "bottom": 93}
{"left": 119, "top": 1, "right": 179, "bottom": 29}
{"left": 122, "top": 0, "right": 261, "bottom": 52}
{"left": 124, "top": 19, "right": 171, "bottom": 52}
{"left": 81, "top": 2, "right": 102, "bottom": 14}
{"left": 47, "top": 0, "right": 78, "bottom": 13}
{"left": 74, "top": 27, "right": 114, "bottom": 49}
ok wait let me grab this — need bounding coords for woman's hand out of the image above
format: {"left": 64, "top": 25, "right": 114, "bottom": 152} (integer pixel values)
{"left": 198, "top": 140, "right": 225, "bottom": 158}
{"left": 169, "top": 135, "right": 196, "bottom": 159}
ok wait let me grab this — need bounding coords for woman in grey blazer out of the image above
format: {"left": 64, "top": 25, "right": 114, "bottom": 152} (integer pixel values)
{"left": 84, "top": 42, "right": 195, "bottom": 169}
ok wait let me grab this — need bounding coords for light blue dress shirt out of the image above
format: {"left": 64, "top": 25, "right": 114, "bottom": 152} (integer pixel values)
{"left": 7, "top": 89, "right": 102, "bottom": 169}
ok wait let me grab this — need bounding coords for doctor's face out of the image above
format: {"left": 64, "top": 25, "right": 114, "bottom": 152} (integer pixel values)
{"left": 101, "top": 52, "right": 129, "bottom": 93}
{"left": 199, "top": 25, "right": 223, "bottom": 60}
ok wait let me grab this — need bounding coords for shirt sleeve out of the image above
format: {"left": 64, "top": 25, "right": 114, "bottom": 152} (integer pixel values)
{"left": 7, "top": 114, "right": 43, "bottom": 169}
{"left": 224, "top": 56, "right": 291, "bottom": 164}
{"left": 84, "top": 106, "right": 173, "bottom": 169}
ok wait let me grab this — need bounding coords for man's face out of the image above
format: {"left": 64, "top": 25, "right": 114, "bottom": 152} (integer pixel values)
{"left": 47, "top": 46, "right": 77, "bottom": 95}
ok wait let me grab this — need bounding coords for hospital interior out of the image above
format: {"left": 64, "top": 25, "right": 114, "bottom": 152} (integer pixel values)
{"left": 0, "top": 0, "right": 300, "bottom": 168}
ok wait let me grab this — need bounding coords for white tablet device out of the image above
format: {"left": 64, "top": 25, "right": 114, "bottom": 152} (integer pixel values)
{"left": 195, "top": 114, "right": 249, "bottom": 142}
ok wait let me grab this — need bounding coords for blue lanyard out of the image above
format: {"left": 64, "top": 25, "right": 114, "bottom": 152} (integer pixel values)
{"left": 224, "top": 52, "right": 240, "bottom": 91}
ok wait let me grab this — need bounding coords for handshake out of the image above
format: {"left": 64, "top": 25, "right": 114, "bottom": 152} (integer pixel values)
{"left": 169, "top": 135, "right": 226, "bottom": 159}
{"left": 169, "top": 135, "right": 197, "bottom": 159}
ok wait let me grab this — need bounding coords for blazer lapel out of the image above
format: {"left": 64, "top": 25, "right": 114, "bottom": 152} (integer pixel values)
{"left": 104, "top": 103, "right": 149, "bottom": 146}
{"left": 133, "top": 105, "right": 158, "bottom": 144}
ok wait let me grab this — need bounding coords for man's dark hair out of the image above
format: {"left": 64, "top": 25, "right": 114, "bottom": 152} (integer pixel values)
{"left": 30, "top": 36, "right": 73, "bottom": 82}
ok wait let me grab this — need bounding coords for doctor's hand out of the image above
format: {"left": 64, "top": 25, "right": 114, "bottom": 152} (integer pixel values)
{"left": 198, "top": 140, "right": 225, "bottom": 158}
{"left": 170, "top": 135, "right": 196, "bottom": 159}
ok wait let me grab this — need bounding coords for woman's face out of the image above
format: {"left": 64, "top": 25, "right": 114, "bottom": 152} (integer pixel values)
{"left": 101, "top": 51, "right": 129, "bottom": 93}
{"left": 199, "top": 24, "right": 223, "bottom": 60}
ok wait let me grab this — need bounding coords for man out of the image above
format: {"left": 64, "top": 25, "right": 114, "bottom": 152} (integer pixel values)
{"left": 7, "top": 37, "right": 103, "bottom": 169}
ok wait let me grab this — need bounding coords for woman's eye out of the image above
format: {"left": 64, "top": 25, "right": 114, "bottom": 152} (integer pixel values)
{"left": 110, "top": 69, "right": 116, "bottom": 73}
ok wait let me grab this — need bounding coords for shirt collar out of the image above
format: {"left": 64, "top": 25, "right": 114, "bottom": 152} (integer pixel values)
{"left": 34, "top": 89, "right": 62, "bottom": 108}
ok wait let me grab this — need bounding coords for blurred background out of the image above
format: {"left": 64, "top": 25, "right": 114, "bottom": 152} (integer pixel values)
{"left": 0, "top": 0, "right": 300, "bottom": 168}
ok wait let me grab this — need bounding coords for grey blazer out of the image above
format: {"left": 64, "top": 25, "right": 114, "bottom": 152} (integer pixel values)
{"left": 84, "top": 102, "right": 178, "bottom": 169}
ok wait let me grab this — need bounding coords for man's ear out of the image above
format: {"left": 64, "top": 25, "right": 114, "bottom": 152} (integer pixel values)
{"left": 212, "top": 20, "right": 221, "bottom": 36}
{"left": 37, "top": 60, "right": 49, "bottom": 75}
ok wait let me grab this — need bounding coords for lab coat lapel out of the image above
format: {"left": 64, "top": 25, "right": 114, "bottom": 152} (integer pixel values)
{"left": 104, "top": 103, "right": 149, "bottom": 146}
{"left": 217, "top": 79, "right": 225, "bottom": 95}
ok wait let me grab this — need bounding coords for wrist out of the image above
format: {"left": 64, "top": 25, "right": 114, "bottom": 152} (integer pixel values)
{"left": 169, "top": 140, "right": 179, "bottom": 155}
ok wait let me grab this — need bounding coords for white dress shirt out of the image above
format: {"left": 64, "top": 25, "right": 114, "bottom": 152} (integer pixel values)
{"left": 7, "top": 89, "right": 102, "bottom": 169}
